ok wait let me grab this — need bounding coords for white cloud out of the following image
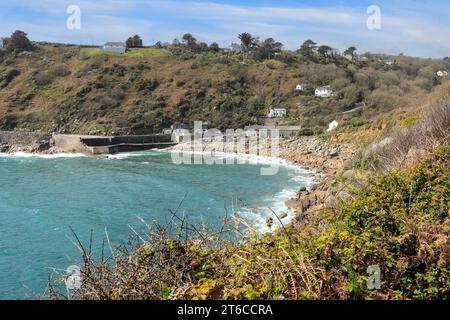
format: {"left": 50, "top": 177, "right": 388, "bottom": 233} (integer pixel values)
{"left": 0, "top": 0, "right": 449, "bottom": 57}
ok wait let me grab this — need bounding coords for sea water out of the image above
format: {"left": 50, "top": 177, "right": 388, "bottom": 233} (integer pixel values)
{"left": 0, "top": 150, "right": 314, "bottom": 299}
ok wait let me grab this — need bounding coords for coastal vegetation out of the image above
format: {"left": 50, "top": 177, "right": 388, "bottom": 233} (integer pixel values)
{"left": 1, "top": 30, "right": 448, "bottom": 300}
{"left": 1, "top": 31, "right": 449, "bottom": 135}
{"left": 48, "top": 96, "right": 449, "bottom": 300}
{"left": 48, "top": 146, "right": 449, "bottom": 300}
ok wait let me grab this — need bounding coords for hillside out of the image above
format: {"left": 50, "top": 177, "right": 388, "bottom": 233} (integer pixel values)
{"left": 1, "top": 42, "right": 449, "bottom": 135}
{"left": 46, "top": 81, "right": 449, "bottom": 300}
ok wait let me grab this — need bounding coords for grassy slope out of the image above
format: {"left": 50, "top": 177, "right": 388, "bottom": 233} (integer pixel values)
{"left": 1, "top": 44, "right": 448, "bottom": 136}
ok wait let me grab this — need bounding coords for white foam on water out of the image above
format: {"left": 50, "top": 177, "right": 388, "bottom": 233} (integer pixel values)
{"left": 0, "top": 152, "right": 86, "bottom": 159}
{"left": 236, "top": 168, "right": 317, "bottom": 233}
{"left": 237, "top": 188, "right": 299, "bottom": 234}
{"left": 1, "top": 147, "right": 319, "bottom": 234}
{"left": 163, "top": 148, "right": 319, "bottom": 233}
{"left": 107, "top": 150, "right": 162, "bottom": 160}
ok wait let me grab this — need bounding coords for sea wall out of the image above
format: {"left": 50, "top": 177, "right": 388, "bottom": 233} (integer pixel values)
{"left": 52, "top": 134, "right": 93, "bottom": 153}
{"left": 54, "top": 133, "right": 176, "bottom": 155}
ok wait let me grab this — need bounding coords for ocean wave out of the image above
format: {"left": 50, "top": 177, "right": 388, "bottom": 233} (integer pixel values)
{"left": 164, "top": 148, "right": 315, "bottom": 170}
{"left": 237, "top": 188, "right": 299, "bottom": 233}
{"left": 0, "top": 152, "right": 87, "bottom": 159}
{"left": 107, "top": 150, "right": 162, "bottom": 159}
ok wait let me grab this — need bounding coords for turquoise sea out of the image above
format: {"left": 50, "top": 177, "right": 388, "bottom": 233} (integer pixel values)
{"left": 0, "top": 150, "right": 313, "bottom": 299}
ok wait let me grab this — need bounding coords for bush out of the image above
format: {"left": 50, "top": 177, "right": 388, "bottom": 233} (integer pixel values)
{"left": 360, "top": 100, "right": 450, "bottom": 172}
{"left": 96, "top": 95, "right": 117, "bottom": 109}
{"left": 137, "top": 78, "right": 159, "bottom": 93}
{"left": 47, "top": 147, "right": 449, "bottom": 300}
{"left": 298, "top": 127, "right": 323, "bottom": 136}
{"left": 6, "top": 30, "right": 33, "bottom": 53}
{"left": 109, "top": 87, "right": 126, "bottom": 101}
{"left": 0, "top": 69, "right": 20, "bottom": 88}
{"left": 34, "top": 71, "right": 55, "bottom": 86}
{"left": 342, "top": 117, "right": 370, "bottom": 128}
{"left": 51, "top": 64, "right": 70, "bottom": 77}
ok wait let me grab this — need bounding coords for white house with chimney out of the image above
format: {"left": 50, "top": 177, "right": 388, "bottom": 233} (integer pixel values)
{"left": 437, "top": 70, "right": 448, "bottom": 77}
{"left": 267, "top": 108, "right": 287, "bottom": 118}
{"left": 102, "top": 42, "right": 126, "bottom": 53}
{"left": 315, "top": 86, "right": 333, "bottom": 98}
{"left": 295, "top": 84, "right": 306, "bottom": 92}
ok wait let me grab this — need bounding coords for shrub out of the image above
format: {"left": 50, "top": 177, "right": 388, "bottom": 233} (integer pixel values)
{"left": 51, "top": 64, "right": 70, "bottom": 77}
{"left": 298, "top": 127, "right": 323, "bottom": 136}
{"left": 361, "top": 100, "right": 450, "bottom": 172}
{"left": 34, "top": 71, "right": 55, "bottom": 86}
{"left": 342, "top": 117, "right": 370, "bottom": 128}
{"left": 137, "top": 78, "right": 159, "bottom": 93}
{"left": 0, "top": 69, "right": 20, "bottom": 88}
{"left": 109, "top": 87, "right": 126, "bottom": 101}
{"left": 96, "top": 95, "right": 117, "bottom": 109}
{"left": 47, "top": 147, "right": 449, "bottom": 300}
{"left": 6, "top": 30, "right": 33, "bottom": 53}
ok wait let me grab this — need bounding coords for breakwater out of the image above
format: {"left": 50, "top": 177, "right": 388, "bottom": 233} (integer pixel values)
{"left": 0, "top": 131, "right": 177, "bottom": 155}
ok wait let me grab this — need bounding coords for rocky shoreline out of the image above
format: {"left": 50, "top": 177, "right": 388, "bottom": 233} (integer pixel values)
{"left": 280, "top": 137, "right": 356, "bottom": 225}
{"left": 0, "top": 130, "right": 57, "bottom": 154}
{"left": 168, "top": 136, "right": 357, "bottom": 228}
{"left": 0, "top": 142, "right": 64, "bottom": 154}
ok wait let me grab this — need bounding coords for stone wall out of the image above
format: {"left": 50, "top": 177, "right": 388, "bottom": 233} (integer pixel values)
{"left": 52, "top": 134, "right": 93, "bottom": 153}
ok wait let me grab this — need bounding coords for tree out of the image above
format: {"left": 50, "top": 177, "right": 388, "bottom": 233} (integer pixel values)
{"left": 318, "top": 45, "right": 333, "bottom": 58}
{"left": 7, "top": 30, "right": 33, "bottom": 53}
{"left": 133, "top": 35, "right": 143, "bottom": 47}
{"left": 344, "top": 46, "right": 357, "bottom": 59}
{"left": 299, "top": 40, "right": 317, "bottom": 58}
{"left": 238, "top": 32, "right": 256, "bottom": 58}
{"left": 254, "top": 38, "right": 283, "bottom": 60}
{"left": 209, "top": 42, "right": 220, "bottom": 52}
{"left": 126, "top": 37, "right": 134, "bottom": 48}
{"left": 126, "top": 35, "right": 143, "bottom": 48}
{"left": 172, "top": 38, "right": 181, "bottom": 46}
{"left": 198, "top": 42, "right": 208, "bottom": 52}
{"left": 182, "top": 33, "right": 197, "bottom": 46}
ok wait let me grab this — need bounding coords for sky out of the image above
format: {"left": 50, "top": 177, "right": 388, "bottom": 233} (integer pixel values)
{"left": 0, "top": 0, "right": 449, "bottom": 58}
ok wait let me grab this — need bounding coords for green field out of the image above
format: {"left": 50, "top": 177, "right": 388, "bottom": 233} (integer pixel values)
{"left": 79, "top": 47, "right": 171, "bottom": 59}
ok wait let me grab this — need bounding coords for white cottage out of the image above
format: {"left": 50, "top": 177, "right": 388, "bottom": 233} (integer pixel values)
{"left": 327, "top": 120, "right": 339, "bottom": 132}
{"left": 224, "top": 43, "right": 242, "bottom": 53}
{"left": 295, "top": 84, "right": 306, "bottom": 92}
{"left": 267, "top": 108, "right": 287, "bottom": 118}
{"left": 315, "top": 86, "right": 333, "bottom": 98}
{"left": 102, "top": 42, "right": 126, "bottom": 53}
{"left": 437, "top": 70, "right": 448, "bottom": 77}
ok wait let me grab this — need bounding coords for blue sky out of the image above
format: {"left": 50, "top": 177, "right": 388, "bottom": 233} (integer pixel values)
{"left": 0, "top": 0, "right": 449, "bottom": 58}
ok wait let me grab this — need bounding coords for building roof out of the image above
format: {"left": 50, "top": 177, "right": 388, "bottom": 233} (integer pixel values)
{"left": 316, "top": 85, "right": 332, "bottom": 91}
{"left": 104, "top": 42, "right": 126, "bottom": 47}
{"left": 245, "top": 125, "right": 302, "bottom": 131}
